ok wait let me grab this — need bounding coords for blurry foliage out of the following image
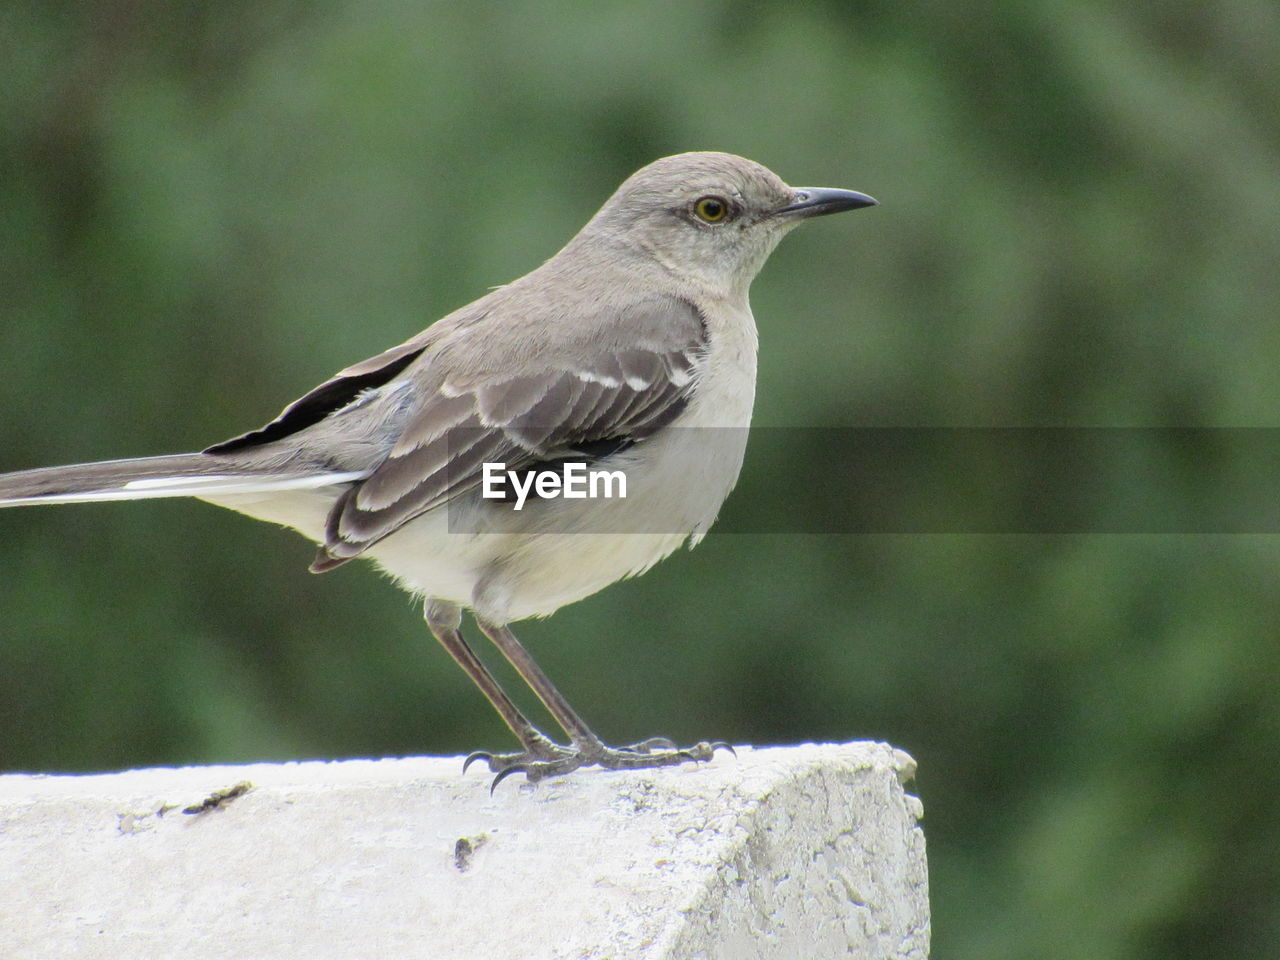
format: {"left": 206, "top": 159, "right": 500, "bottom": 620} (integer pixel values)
{"left": 2, "top": 2, "right": 1280, "bottom": 957}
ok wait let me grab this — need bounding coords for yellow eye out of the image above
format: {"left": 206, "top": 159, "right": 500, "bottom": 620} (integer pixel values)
{"left": 693, "top": 196, "right": 730, "bottom": 223}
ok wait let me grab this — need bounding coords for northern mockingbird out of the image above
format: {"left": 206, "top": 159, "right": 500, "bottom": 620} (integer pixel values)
{"left": 0, "top": 152, "right": 875, "bottom": 785}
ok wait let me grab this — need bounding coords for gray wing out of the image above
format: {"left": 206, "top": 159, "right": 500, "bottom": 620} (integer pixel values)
{"left": 312, "top": 298, "right": 706, "bottom": 569}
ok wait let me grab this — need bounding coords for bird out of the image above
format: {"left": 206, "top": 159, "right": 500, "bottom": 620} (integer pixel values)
{"left": 0, "top": 152, "right": 876, "bottom": 786}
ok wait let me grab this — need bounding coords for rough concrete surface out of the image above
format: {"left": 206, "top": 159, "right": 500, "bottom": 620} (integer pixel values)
{"left": 0, "top": 740, "right": 929, "bottom": 959}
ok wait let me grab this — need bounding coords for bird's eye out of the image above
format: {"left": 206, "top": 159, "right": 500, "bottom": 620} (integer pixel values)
{"left": 693, "top": 196, "right": 731, "bottom": 223}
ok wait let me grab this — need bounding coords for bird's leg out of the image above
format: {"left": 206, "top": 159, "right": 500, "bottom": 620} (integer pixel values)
{"left": 423, "top": 600, "right": 572, "bottom": 771}
{"left": 474, "top": 617, "right": 732, "bottom": 787}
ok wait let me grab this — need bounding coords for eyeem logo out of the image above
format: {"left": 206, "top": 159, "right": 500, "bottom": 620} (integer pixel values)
{"left": 481, "top": 462, "right": 627, "bottom": 511}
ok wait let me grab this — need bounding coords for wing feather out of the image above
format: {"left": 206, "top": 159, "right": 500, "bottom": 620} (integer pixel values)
{"left": 313, "top": 297, "right": 706, "bottom": 568}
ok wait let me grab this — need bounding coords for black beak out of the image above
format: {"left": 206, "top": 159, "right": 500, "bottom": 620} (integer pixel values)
{"left": 776, "top": 187, "right": 878, "bottom": 218}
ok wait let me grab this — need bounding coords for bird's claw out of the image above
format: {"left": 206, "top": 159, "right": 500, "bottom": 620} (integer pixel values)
{"left": 462, "top": 733, "right": 579, "bottom": 777}
{"left": 488, "top": 763, "right": 534, "bottom": 793}
{"left": 462, "top": 751, "right": 495, "bottom": 775}
{"left": 471, "top": 737, "right": 735, "bottom": 791}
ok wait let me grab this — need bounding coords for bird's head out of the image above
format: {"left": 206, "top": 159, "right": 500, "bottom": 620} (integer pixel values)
{"left": 579, "top": 151, "right": 877, "bottom": 298}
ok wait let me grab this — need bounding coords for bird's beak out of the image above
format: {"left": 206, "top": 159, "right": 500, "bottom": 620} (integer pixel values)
{"left": 775, "top": 187, "right": 878, "bottom": 219}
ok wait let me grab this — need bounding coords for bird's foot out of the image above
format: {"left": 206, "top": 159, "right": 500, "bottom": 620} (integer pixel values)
{"left": 462, "top": 732, "right": 576, "bottom": 777}
{"left": 472, "top": 737, "right": 735, "bottom": 791}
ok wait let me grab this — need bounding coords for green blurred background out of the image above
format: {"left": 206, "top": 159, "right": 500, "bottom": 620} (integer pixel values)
{"left": 2, "top": 2, "right": 1278, "bottom": 957}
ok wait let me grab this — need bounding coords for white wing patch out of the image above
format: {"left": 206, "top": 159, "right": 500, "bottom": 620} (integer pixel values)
{"left": 574, "top": 370, "right": 621, "bottom": 388}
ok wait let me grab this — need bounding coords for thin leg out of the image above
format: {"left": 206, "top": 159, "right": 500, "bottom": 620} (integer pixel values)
{"left": 423, "top": 599, "right": 568, "bottom": 767}
{"left": 475, "top": 617, "right": 733, "bottom": 786}
{"left": 474, "top": 618, "right": 601, "bottom": 748}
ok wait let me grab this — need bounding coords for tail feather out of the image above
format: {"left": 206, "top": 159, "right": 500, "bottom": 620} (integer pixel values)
{"left": 0, "top": 453, "right": 366, "bottom": 507}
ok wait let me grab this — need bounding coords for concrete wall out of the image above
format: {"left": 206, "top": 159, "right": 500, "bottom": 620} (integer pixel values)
{"left": 0, "top": 740, "right": 928, "bottom": 959}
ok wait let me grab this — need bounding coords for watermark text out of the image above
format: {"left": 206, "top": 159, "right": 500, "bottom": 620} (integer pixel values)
{"left": 481, "top": 462, "right": 627, "bottom": 511}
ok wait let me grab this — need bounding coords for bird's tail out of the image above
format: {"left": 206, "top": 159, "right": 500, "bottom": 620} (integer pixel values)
{"left": 0, "top": 453, "right": 366, "bottom": 507}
